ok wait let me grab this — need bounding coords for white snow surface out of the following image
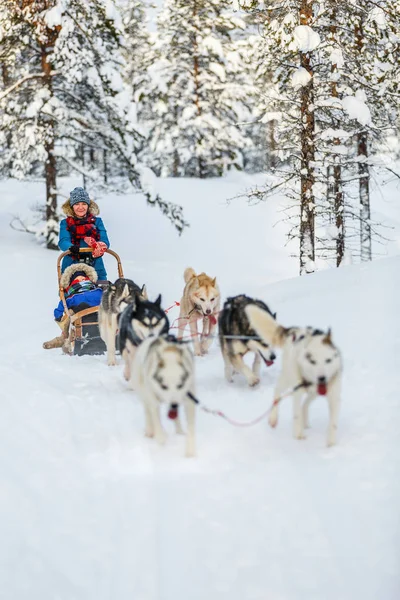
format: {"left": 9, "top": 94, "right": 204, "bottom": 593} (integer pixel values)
{"left": 0, "top": 173, "right": 400, "bottom": 599}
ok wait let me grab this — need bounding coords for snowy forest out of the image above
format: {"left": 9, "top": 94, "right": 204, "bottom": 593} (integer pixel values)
{"left": 1, "top": 0, "right": 399, "bottom": 273}
{"left": 1, "top": 3, "right": 400, "bottom": 598}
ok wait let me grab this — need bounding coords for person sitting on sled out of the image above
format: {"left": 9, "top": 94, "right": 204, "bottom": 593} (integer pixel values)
{"left": 59, "top": 186, "right": 110, "bottom": 280}
{"left": 43, "top": 186, "right": 110, "bottom": 349}
{"left": 43, "top": 263, "right": 103, "bottom": 350}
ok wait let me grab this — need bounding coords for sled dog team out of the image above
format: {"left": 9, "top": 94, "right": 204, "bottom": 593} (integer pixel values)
{"left": 99, "top": 267, "right": 342, "bottom": 457}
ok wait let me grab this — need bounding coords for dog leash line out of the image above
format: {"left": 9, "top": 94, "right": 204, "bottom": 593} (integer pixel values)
{"left": 186, "top": 381, "right": 310, "bottom": 428}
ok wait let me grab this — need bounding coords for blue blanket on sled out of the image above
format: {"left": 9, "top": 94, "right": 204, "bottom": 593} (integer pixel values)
{"left": 54, "top": 288, "right": 103, "bottom": 320}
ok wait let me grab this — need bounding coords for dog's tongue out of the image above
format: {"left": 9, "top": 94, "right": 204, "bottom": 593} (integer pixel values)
{"left": 318, "top": 382, "right": 328, "bottom": 396}
{"left": 265, "top": 360, "right": 274, "bottom": 367}
{"left": 168, "top": 407, "right": 178, "bottom": 420}
{"left": 208, "top": 314, "right": 217, "bottom": 325}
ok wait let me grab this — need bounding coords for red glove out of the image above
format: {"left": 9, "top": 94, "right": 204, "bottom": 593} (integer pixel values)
{"left": 84, "top": 236, "right": 108, "bottom": 258}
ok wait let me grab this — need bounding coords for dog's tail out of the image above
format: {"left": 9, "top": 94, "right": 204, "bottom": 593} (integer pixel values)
{"left": 245, "top": 304, "right": 286, "bottom": 348}
{"left": 184, "top": 267, "right": 196, "bottom": 283}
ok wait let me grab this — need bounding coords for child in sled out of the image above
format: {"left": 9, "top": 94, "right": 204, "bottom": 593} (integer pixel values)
{"left": 43, "top": 263, "right": 103, "bottom": 351}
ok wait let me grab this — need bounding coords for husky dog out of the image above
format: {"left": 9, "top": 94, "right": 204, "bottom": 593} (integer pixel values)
{"left": 130, "top": 334, "right": 196, "bottom": 457}
{"left": 177, "top": 267, "right": 220, "bottom": 356}
{"left": 99, "top": 277, "right": 147, "bottom": 366}
{"left": 219, "top": 295, "right": 277, "bottom": 387}
{"left": 246, "top": 304, "right": 342, "bottom": 446}
{"left": 118, "top": 294, "right": 169, "bottom": 382}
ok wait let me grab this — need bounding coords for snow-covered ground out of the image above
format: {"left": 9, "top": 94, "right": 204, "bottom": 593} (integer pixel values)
{"left": 0, "top": 174, "right": 400, "bottom": 600}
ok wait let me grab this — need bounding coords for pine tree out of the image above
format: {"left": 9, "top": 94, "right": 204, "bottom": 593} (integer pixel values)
{"left": 0, "top": 0, "right": 187, "bottom": 248}
{"left": 121, "top": 0, "right": 152, "bottom": 121}
{"left": 238, "top": 0, "right": 400, "bottom": 272}
{"left": 144, "top": 0, "right": 253, "bottom": 178}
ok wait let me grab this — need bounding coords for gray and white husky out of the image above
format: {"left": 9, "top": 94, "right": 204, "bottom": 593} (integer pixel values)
{"left": 130, "top": 334, "right": 197, "bottom": 457}
{"left": 246, "top": 305, "right": 342, "bottom": 446}
{"left": 219, "top": 295, "right": 277, "bottom": 387}
{"left": 99, "top": 277, "right": 147, "bottom": 366}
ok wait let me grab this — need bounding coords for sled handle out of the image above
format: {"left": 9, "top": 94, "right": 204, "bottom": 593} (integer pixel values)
{"left": 57, "top": 248, "right": 124, "bottom": 314}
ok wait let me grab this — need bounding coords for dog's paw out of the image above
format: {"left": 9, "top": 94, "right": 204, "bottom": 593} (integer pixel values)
{"left": 155, "top": 432, "right": 167, "bottom": 445}
{"left": 145, "top": 430, "right": 154, "bottom": 438}
{"left": 268, "top": 413, "right": 278, "bottom": 428}
{"left": 294, "top": 431, "right": 306, "bottom": 440}
{"left": 185, "top": 445, "right": 196, "bottom": 458}
{"left": 248, "top": 376, "right": 260, "bottom": 387}
{"left": 107, "top": 359, "right": 117, "bottom": 367}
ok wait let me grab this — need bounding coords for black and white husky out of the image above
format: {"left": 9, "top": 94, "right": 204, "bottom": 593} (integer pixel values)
{"left": 130, "top": 334, "right": 197, "bottom": 457}
{"left": 118, "top": 295, "right": 169, "bottom": 382}
{"left": 219, "top": 295, "right": 277, "bottom": 387}
{"left": 99, "top": 277, "right": 147, "bottom": 366}
{"left": 246, "top": 305, "right": 342, "bottom": 446}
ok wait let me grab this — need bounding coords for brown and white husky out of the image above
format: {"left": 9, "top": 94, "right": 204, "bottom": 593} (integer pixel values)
{"left": 177, "top": 267, "right": 220, "bottom": 356}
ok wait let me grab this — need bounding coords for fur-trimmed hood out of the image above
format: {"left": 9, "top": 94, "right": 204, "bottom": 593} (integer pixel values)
{"left": 61, "top": 198, "right": 100, "bottom": 217}
{"left": 60, "top": 263, "right": 98, "bottom": 289}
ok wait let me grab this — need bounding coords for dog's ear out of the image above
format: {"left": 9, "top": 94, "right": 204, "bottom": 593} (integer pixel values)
{"left": 122, "top": 283, "right": 130, "bottom": 298}
{"left": 154, "top": 294, "right": 162, "bottom": 306}
{"left": 323, "top": 328, "right": 332, "bottom": 345}
{"left": 273, "top": 312, "right": 277, "bottom": 320}
{"left": 211, "top": 277, "right": 217, "bottom": 287}
{"left": 141, "top": 284, "right": 148, "bottom": 300}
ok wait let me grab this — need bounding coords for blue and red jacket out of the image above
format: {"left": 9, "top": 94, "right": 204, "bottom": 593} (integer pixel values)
{"left": 59, "top": 217, "right": 110, "bottom": 280}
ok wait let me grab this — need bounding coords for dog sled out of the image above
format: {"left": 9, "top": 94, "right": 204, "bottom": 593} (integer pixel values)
{"left": 57, "top": 247, "right": 124, "bottom": 356}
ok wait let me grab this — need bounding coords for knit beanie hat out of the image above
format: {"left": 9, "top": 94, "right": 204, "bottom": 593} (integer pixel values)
{"left": 70, "top": 187, "right": 90, "bottom": 207}
{"left": 69, "top": 270, "right": 87, "bottom": 285}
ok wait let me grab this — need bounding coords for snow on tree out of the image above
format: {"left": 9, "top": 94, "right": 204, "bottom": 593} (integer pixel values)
{"left": 143, "top": 0, "right": 253, "bottom": 178}
{"left": 237, "top": 0, "right": 400, "bottom": 273}
{"left": 120, "top": 0, "right": 153, "bottom": 123}
{"left": 0, "top": 0, "right": 187, "bottom": 249}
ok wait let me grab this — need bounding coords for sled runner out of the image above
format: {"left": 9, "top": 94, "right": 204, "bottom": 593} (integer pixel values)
{"left": 57, "top": 247, "right": 124, "bottom": 356}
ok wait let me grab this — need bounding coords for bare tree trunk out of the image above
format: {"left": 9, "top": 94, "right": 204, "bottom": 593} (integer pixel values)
{"left": 89, "top": 147, "right": 95, "bottom": 166}
{"left": 172, "top": 150, "right": 179, "bottom": 177}
{"left": 192, "top": 0, "right": 205, "bottom": 179}
{"left": 355, "top": 21, "right": 372, "bottom": 262}
{"left": 1, "top": 64, "right": 12, "bottom": 155}
{"left": 41, "top": 38, "right": 58, "bottom": 250}
{"left": 268, "top": 119, "right": 277, "bottom": 170}
{"left": 330, "top": 19, "right": 344, "bottom": 267}
{"left": 334, "top": 164, "right": 344, "bottom": 266}
{"left": 299, "top": 0, "right": 315, "bottom": 275}
{"left": 81, "top": 143, "right": 87, "bottom": 188}
{"left": 103, "top": 149, "right": 108, "bottom": 184}
{"left": 358, "top": 130, "right": 372, "bottom": 261}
